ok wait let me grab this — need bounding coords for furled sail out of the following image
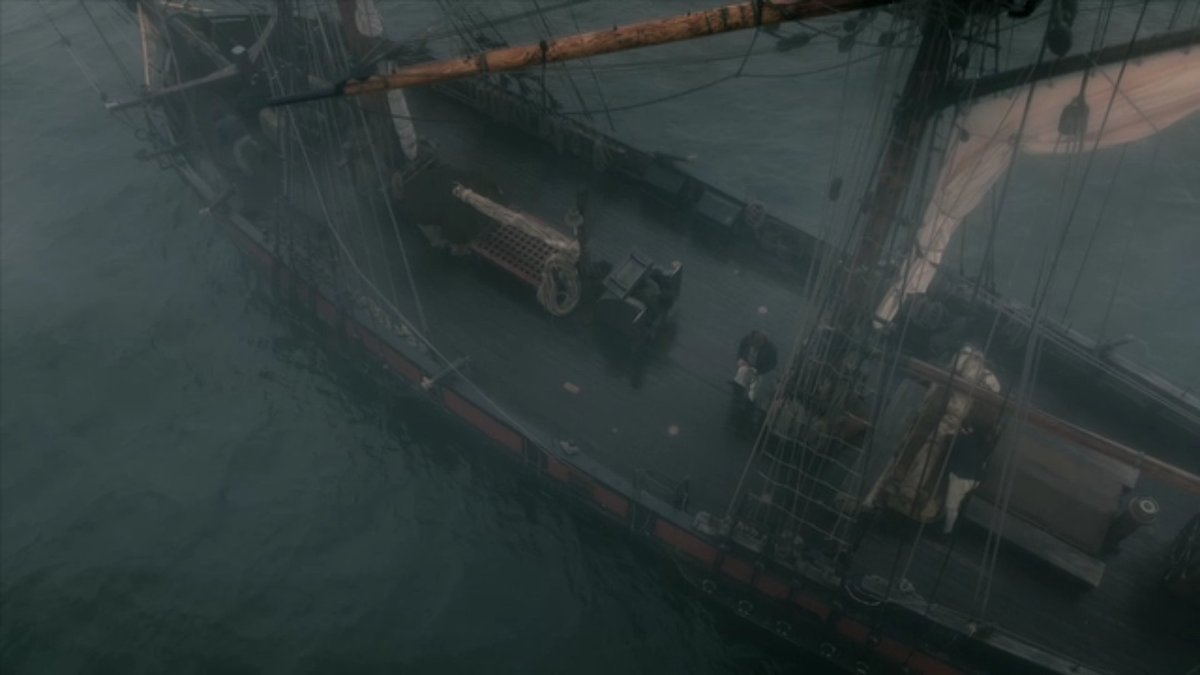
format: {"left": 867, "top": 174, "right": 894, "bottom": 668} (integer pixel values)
{"left": 137, "top": 4, "right": 164, "bottom": 89}
{"left": 874, "top": 45, "right": 1200, "bottom": 326}
{"left": 864, "top": 345, "right": 1001, "bottom": 522}
{"left": 354, "top": 0, "right": 420, "bottom": 161}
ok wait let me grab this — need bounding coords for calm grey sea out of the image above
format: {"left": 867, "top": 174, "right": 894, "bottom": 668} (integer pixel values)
{"left": 2, "top": 2, "right": 1196, "bottom": 674}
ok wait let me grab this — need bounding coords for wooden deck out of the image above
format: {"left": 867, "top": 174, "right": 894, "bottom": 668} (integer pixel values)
{"left": 378, "top": 88, "right": 812, "bottom": 512}
{"left": 332, "top": 88, "right": 1198, "bottom": 675}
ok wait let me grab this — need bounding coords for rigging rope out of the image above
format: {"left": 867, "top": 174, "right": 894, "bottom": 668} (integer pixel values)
{"left": 1058, "top": 145, "right": 1127, "bottom": 323}
{"left": 974, "top": 2, "right": 1152, "bottom": 618}
{"left": 543, "top": 43, "right": 905, "bottom": 121}
{"left": 558, "top": 74, "right": 738, "bottom": 116}
{"left": 77, "top": 0, "right": 139, "bottom": 94}
{"left": 37, "top": 0, "right": 152, "bottom": 138}
{"left": 723, "top": 11, "right": 918, "bottom": 535}
{"left": 251, "top": 3, "right": 548, "bottom": 450}
{"left": 569, "top": 6, "right": 615, "bottom": 132}
{"left": 529, "top": 0, "right": 593, "bottom": 123}
{"left": 311, "top": 9, "right": 392, "bottom": 321}
{"left": 321, "top": 5, "right": 431, "bottom": 334}
{"left": 1099, "top": 138, "right": 1160, "bottom": 344}
{"left": 735, "top": 6, "right": 762, "bottom": 77}
{"left": 37, "top": 0, "right": 108, "bottom": 102}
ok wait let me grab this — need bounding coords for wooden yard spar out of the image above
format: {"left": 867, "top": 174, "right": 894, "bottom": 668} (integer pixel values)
{"left": 270, "top": 0, "right": 896, "bottom": 106}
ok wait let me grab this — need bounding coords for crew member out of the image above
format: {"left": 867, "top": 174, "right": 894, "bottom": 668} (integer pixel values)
{"left": 942, "top": 423, "right": 990, "bottom": 535}
{"left": 734, "top": 330, "right": 778, "bottom": 403}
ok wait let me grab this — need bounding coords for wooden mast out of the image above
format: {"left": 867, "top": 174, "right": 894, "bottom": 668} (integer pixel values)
{"left": 272, "top": 0, "right": 895, "bottom": 105}
{"left": 852, "top": 8, "right": 1200, "bottom": 495}
{"left": 334, "top": 0, "right": 401, "bottom": 160}
{"left": 841, "top": 0, "right": 964, "bottom": 318}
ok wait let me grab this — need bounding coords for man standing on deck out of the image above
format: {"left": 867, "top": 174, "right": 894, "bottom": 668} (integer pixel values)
{"left": 734, "top": 330, "right": 778, "bottom": 403}
{"left": 942, "top": 423, "right": 990, "bottom": 535}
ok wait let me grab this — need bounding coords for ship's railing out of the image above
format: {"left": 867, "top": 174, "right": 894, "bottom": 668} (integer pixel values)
{"left": 635, "top": 468, "right": 690, "bottom": 511}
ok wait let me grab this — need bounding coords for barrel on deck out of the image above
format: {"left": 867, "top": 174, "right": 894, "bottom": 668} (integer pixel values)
{"left": 1105, "top": 495, "right": 1159, "bottom": 549}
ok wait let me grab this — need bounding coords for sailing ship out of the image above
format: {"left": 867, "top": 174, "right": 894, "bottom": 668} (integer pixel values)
{"left": 56, "top": 0, "right": 1199, "bottom": 672}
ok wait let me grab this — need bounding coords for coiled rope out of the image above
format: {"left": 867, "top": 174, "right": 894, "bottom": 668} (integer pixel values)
{"left": 537, "top": 253, "right": 581, "bottom": 316}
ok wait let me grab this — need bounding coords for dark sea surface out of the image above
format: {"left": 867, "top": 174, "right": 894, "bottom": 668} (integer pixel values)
{"left": 2, "top": 2, "right": 1197, "bottom": 674}
{"left": 0, "top": 3, "right": 804, "bottom": 673}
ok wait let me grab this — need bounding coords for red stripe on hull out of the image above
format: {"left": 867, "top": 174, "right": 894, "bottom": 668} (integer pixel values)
{"left": 228, "top": 226, "right": 273, "bottom": 269}
{"left": 592, "top": 485, "right": 629, "bottom": 519}
{"left": 353, "top": 324, "right": 421, "bottom": 382}
{"left": 383, "top": 348, "right": 422, "bottom": 382}
{"left": 792, "top": 593, "right": 831, "bottom": 621}
{"left": 837, "top": 617, "right": 870, "bottom": 644}
{"left": 442, "top": 389, "right": 525, "bottom": 456}
{"left": 836, "top": 618, "right": 961, "bottom": 675}
{"left": 908, "top": 652, "right": 963, "bottom": 675}
{"left": 654, "top": 520, "right": 718, "bottom": 566}
{"left": 545, "top": 456, "right": 571, "bottom": 481}
{"left": 315, "top": 295, "right": 337, "bottom": 323}
{"left": 876, "top": 637, "right": 912, "bottom": 663}
{"left": 752, "top": 572, "right": 790, "bottom": 599}
{"left": 359, "top": 328, "right": 381, "bottom": 355}
{"left": 720, "top": 556, "right": 755, "bottom": 584}
{"left": 221, "top": 220, "right": 964, "bottom": 675}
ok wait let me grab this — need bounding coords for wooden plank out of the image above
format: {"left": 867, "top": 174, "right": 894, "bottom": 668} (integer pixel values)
{"left": 978, "top": 426, "right": 1134, "bottom": 553}
{"left": 963, "top": 499, "right": 1106, "bottom": 587}
{"left": 904, "top": 357, "right": 1200, "bottom": 496}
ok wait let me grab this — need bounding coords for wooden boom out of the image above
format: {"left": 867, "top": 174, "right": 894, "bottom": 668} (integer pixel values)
{"left": 904, "top": 357, "right": 1200, "bottom": 497}
{"left": 273, "top": 0, "right": 893, "bottom": 105}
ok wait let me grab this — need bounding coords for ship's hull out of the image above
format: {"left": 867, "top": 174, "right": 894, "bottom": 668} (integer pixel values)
{"left": 176, "top": 153, "right": 1083, "bottom": 675}
{"left": 118, "top": 5, "right": 1200, "bottom": 674}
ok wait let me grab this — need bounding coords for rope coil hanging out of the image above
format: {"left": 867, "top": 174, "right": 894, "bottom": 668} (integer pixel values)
{"left": 537, "top": 252, "right": 581, "bottom": 316}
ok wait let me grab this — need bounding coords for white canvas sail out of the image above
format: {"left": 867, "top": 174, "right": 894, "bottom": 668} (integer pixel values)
{"left": 875, "top": 45, "right": 1200, "bottom": 326}
{"left": 137, "top": 4, "right": 166, "bottom": 88}
{"left": 353, "top": 0, "right": 385, "bottom": 37}
{"left": 385, "top": 87, "right": 420, "bottom": 161}
{"left": 355, "top": 0, "right": 420, "bottom": 161}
